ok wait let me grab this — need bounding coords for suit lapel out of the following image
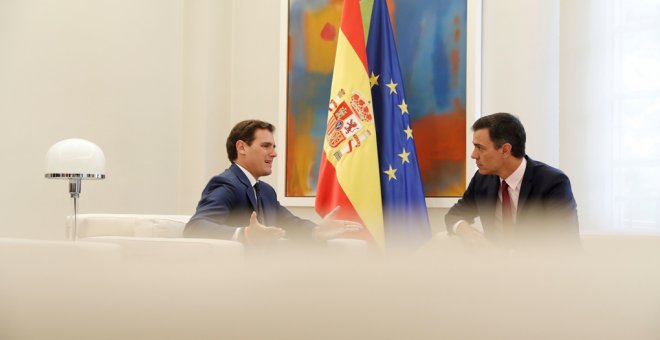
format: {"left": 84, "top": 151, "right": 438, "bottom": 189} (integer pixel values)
{"left": 517, "top": 156, "right": 535, "bottom": 217}
{"left": 230, "top": 164, "right": 258, "bottom": 211}
{"left": 482, "top": 177, "right": 500, "bottom": 227}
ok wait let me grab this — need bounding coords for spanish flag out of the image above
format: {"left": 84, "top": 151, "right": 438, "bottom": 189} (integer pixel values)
{"left": 315, "top": 0, "right": 384, "bottom": 248}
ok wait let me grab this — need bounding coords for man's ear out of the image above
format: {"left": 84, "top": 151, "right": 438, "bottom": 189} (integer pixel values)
{"left": 501, "top": 143, "right": 512, "bottom": 157}
{"left": 236, "top": 140, "right": 246, "bottom": 156}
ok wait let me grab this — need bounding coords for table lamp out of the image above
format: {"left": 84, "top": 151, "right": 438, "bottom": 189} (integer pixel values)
{"left": 45, "top": 138, "right": 106, "bottom": 240}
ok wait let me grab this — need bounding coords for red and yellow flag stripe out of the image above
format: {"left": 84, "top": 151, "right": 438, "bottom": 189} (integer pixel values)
{"left": 315, "top": 0, "right": 384, "bottom": 248}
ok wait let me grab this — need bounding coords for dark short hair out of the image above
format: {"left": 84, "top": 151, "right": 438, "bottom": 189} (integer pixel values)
{"left": 226, "top": 120, "right": 275, "bottom": 162}
{"left": 472, "top": 112, "right": 526, "bottom": 158}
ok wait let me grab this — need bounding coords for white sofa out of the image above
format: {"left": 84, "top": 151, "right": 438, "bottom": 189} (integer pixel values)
{"left": 69, "top": 214, "right": 245, "bottom": 263}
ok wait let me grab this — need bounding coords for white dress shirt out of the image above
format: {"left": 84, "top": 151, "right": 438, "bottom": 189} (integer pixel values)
{"left": 235, "top": 163, "right": 258, "bottom": 192}
{"left": 494, "top": 157, "right": 527, "bottom": 227}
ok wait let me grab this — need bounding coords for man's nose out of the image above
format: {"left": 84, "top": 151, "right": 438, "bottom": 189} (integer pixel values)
{"left": 271, "top": 148, "right": 278, "bottom": 157}
{"left": 471, "top": 149, "right": 478, "bottom": 159}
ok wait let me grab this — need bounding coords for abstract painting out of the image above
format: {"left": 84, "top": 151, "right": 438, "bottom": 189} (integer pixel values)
{"left": 286, "top": 0, "right": 467, "bottom": 197}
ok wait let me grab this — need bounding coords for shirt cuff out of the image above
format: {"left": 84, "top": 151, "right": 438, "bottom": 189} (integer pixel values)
{"left": 451, "top": 220, "right": 467, "bottom": 234}
{"left": 232, "top": 227, "right": 242, "bottom": 241}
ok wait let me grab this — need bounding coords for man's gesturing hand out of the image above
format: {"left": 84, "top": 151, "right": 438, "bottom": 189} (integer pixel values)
{"left": 313, "top": 206, "right": 363, "bottom": 241}
{"left": 244, "top": 211, "right": 285, "bottom": 244}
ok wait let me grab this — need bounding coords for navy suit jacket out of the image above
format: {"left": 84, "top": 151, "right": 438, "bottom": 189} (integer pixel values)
{"left": 184, "top": 164, "right": 316, "bottom": 240}
{"left": 445, "top": 156, "right": 580, "bottom": 247}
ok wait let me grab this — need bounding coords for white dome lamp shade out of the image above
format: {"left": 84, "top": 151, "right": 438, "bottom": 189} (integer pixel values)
{"left": 45, "top": 138, "right": 106, "bottom": 240}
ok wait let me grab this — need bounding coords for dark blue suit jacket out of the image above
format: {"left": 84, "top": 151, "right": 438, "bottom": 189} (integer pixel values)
{"left": 445, "top": 156, "right": 580, "bottom": 247}
{"left": 184, "top": 164, "right": 316, "bottom": 240}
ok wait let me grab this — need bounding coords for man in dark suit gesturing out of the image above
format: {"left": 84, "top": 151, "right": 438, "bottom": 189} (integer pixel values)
{"left": 445, "top": 113, "right": 580, "bottom": 249}
{"left": 184, "top": 120, "right": 358, "bottom": 244}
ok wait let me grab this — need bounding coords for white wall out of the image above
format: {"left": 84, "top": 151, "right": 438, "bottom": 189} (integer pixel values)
{"left": 481, "top": 0, "right": 560, "bottom": 166}
{"left": 180, "top": 0, "right": 234, "bottom": 215}
{"left": 0, "top": 0, "right": 186, "bottom": 239}
{"left": 0, "top": 0, "right": 565, "bottom": 238}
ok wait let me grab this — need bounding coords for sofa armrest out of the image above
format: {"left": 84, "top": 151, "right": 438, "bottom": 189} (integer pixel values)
{"left": 70, "top": 214, "right": 191, "bottom": 238}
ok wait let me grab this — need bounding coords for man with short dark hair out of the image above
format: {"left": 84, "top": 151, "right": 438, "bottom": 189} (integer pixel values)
{"left": 445, "top": 112, "right": 580, "bottom": 249}
{"left": 184, "top": 119, "right": 358, "bottom": 244}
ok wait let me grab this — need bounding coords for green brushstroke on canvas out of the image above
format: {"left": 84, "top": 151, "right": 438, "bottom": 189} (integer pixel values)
{"left": 360, "top": 0, "right": 374, "bottom": 42}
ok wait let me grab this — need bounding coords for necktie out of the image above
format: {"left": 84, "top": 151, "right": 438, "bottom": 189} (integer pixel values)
{"left": 501, "top": 180, "right": 513, "bottom": 226}
{"left": 254, "top": 182, "right": 265, "bottom": 224}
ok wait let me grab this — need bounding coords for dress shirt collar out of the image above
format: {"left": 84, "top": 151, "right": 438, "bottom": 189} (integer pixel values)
{"left": 501, "top": 156, "right": 527, "bottom": 191}
{"left": 235, "top": 163, "right": 258, "bottom": 187}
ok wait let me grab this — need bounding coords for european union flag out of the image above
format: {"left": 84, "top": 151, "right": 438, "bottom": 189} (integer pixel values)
{"left": 366, "top": 0, "right": 431, "bottom": 248}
